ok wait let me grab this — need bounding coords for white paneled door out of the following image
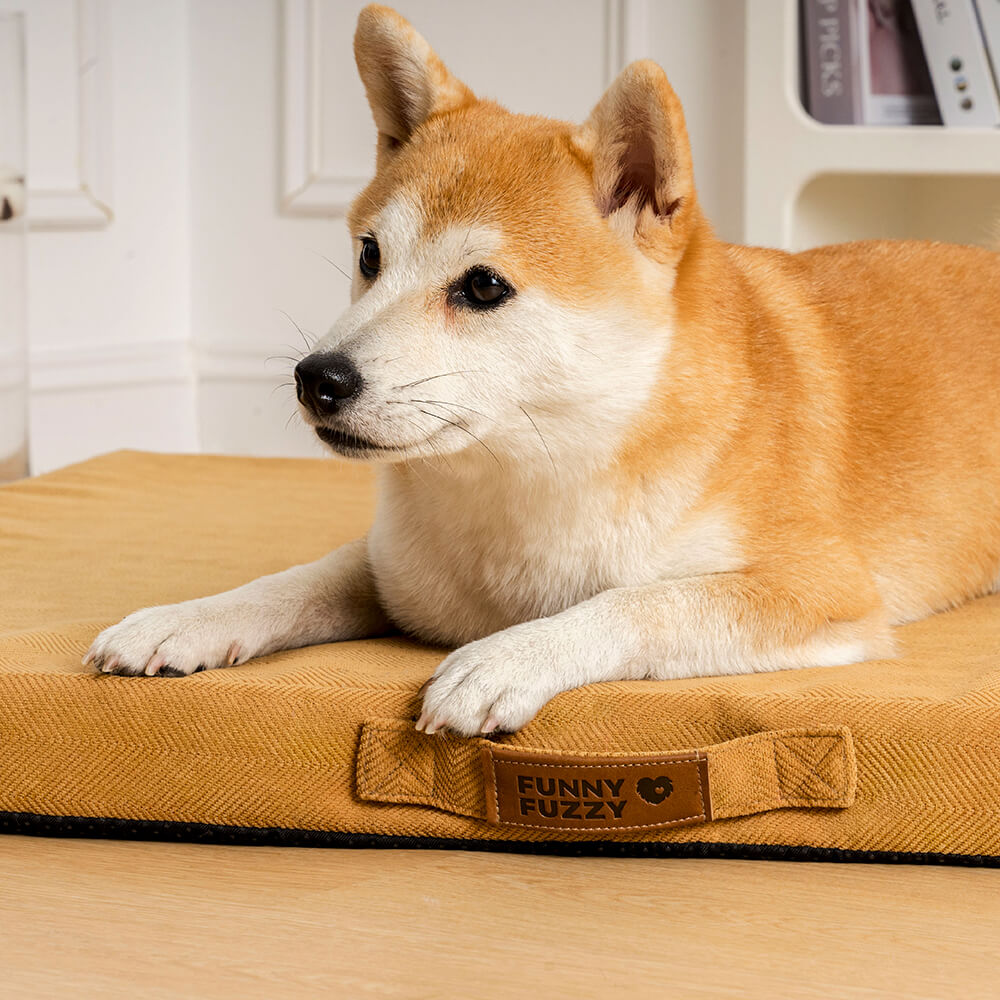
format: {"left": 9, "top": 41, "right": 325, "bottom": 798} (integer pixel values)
{"left": 282, "top": 0, "right": 636, "bottom": 216}
{"left": 14, "top": 0, "right": 745, "bottom": 473}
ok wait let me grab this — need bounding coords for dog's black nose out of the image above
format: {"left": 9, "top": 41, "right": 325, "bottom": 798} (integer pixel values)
{"left": 294, "top": 353, "right": 363, "bottom": 416}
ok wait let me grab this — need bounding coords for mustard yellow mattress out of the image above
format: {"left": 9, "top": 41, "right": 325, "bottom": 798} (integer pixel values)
{"left": 2, "top": 451, "right": 998, "bottom": 864}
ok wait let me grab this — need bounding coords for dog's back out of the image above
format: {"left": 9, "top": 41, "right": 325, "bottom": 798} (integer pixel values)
{"left": 710, "top": 238, "right": 1000, "bottom": 623}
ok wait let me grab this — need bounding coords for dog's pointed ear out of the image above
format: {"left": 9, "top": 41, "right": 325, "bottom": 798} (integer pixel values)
{"left": 576, "top": 60, "right": 697, "bottom": 245}
{"left": 354, "top": 5, "right": 475, "bottom": 166}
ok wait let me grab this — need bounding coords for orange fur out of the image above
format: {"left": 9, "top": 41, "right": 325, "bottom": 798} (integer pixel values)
{"left": 350, "top": 4, "right": 1000, "bottom": 662}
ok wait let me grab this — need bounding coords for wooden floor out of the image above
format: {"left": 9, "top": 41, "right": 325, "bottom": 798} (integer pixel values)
{"left": 4, "top": 835, "right": 999, "bottom": 999}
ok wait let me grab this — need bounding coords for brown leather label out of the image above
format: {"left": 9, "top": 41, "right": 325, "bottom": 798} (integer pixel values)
{"left": 481, "top": 744, "right": 712, "bottom": 832}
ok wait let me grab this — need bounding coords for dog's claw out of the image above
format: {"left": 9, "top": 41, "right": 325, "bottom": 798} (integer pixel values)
{"left": 144, "top": 654, "right": 166, "bottom": 677}
{"left": 480, "top": 715, "right": 500, "bottom": 735}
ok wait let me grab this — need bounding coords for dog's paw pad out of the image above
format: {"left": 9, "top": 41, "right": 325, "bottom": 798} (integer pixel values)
{"left": 156, "top": 665, "right": 192, "bottom": 678}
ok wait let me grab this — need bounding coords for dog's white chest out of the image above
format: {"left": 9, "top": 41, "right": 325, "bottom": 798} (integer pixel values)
{"left": 366, "top": 471, "right": 741, "bottom": 645}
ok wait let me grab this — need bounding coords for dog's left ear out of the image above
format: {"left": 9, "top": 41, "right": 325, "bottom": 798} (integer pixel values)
{"left": 576, "top": 60, "right": 697, "bottom": 248}
{"left": 354, "top": 5, "right": 475, "bottom": 168}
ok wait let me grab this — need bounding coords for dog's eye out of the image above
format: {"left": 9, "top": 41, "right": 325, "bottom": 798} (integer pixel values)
{"left": 459, "top": 267, "right": 511, "bottom": 308}
{"left": 359, "top": 237, "right": 380, "bottom": 279}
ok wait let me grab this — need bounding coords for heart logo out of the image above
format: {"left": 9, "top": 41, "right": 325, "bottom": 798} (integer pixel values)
{"left": 636, "top": 775, "right": 673, "bottom": 805}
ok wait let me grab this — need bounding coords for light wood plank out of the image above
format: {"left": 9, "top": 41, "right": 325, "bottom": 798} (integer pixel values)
{"left": 2, "top": 835, "right": 998, "bottom": 999}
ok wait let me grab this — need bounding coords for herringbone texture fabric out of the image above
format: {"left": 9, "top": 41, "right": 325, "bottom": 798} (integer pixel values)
{"left": 2, "top": 451, "right": 999, "bottom": 857}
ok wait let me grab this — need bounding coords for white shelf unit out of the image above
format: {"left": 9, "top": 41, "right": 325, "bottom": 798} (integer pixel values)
{"left": 744, "top": 0, "right": 1000, "bottom": 251}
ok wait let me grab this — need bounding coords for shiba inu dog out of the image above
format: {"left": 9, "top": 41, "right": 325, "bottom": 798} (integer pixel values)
{"left": 86, "top": 5, "right": 1000, "bottom": 737}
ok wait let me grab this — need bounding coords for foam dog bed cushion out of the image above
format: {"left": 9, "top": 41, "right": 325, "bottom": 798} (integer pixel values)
{"left": 2, "top": 451, "right": 999, "bottom": 865}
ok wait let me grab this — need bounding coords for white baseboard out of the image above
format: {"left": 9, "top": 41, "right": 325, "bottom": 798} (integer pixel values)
{"left": 195, "top": 343, "right": 299, "bottom": 383}
{"left": 26, "top": 340, "right": 197, "bottom": 473}
{"left": 25, "top": 339, "right": 315, "bottom": 471}
{"left": 29, "top": 340, "right": 298, "bottom": 391}
{"left": 196, "top": 348, "right": 319, "bottom": 459}
{"left": 30, "top": 339, "right": 194, "bottom": 392}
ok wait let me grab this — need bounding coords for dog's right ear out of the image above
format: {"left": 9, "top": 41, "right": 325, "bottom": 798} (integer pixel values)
{"left": 354, "top": 5, "right": 475, "bottom": 169}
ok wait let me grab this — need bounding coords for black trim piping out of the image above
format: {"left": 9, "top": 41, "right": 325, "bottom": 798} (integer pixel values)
{"left": 1, "top": 811, "right": 997, "bottom": 867}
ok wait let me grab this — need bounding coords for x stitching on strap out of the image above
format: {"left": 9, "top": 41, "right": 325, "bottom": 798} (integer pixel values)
{"left": 777, "top": 737, "right": 842, "bottom": 800}
{"left": 365, "top": 733, "right": 430, "bottom": 798}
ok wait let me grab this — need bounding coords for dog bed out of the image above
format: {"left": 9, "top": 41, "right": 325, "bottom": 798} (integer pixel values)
{"left": 2, "top": 450, "right": 998, "bottom": 865}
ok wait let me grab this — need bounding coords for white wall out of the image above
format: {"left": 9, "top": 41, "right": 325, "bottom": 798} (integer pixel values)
{"left": 645, "top": 1, "right": 746, "bottom": 244}
{"left": 15, "top": 0, "right": 747, "bottom": 474}
{"left": 5, "top": 0, "right": 197, "bottom": 473}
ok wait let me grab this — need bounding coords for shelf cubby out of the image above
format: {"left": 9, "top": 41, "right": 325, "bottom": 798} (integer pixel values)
{"left": 744, "top": 0, "right": 1000, "bottom": 251}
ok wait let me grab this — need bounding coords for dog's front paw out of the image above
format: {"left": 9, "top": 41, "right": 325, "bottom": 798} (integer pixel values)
{"left": 416, "top": 625, "right": 563, "bottom": 737}
{"left": 85, "top": 601, "right": 252, "bottom": 677}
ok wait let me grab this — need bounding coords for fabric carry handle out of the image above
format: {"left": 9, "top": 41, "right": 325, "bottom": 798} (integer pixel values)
{"left": 356, "top": 722, "right": 856, "bottom": 833}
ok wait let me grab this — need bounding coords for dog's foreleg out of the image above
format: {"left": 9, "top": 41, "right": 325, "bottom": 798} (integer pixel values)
{"left": 418, "top": 571, "right": 891, "bottom": 736}
{"left": 86, "top": 538, "right": 390, "bottom": 676}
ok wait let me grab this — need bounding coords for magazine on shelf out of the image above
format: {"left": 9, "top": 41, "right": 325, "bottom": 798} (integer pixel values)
{"left": 911, "top": 0, "right": 1000, "bottom": 125}
{"left": 975, "top": 0, "right": 1000, "bottom": 92}
{"left": 858, "top": 0, "right": 942, "bottom": 124}
{"left": 801, "top": 0, "right": 863, "bottom": 123}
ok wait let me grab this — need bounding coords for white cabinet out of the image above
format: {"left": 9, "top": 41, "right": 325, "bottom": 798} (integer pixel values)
{"left": 744, "top": 0, "right": 1000, "bottom": 251}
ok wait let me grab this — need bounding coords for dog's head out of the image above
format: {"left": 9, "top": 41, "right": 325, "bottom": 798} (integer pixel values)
{"left": 295, "top": 4, "right": 704, "bottom": 470}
